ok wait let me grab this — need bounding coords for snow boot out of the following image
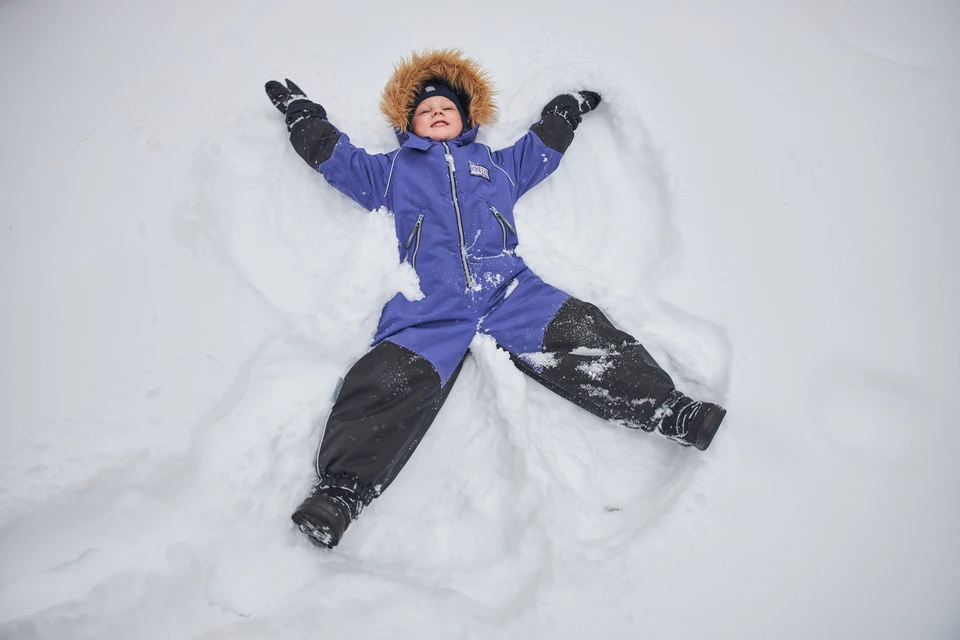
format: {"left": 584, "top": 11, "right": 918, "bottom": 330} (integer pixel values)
{"left": 291, "top": 485, "right": 362, "bottom": 549}
{"left": 657, "top": 390, "right": 727, "bottom": 451}
{"left": 685, "top": 402, "right": 726, "bottom": 451}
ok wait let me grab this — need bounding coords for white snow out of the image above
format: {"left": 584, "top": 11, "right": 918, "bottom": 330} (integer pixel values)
{"left": 569, "top": 348, "right": 621, "bottom": 383}
{"left": 2, "top": 0, "right": 959, "bottom": 638}
{"left": 570, "top": 347, "right": 612, "bottom": 357}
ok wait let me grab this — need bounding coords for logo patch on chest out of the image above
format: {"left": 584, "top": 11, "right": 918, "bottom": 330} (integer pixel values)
{"left": 468, "top": 161, "right": 491, "bottom": 181}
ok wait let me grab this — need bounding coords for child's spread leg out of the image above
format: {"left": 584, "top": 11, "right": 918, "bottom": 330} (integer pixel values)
{"left": 292, "top": 339, "right": 467, "bottom": 549}
{"left": 481, "top": 279, "right": 725, "bottom": 450}
{"left": 513, "top": 298, "right": 726, "bottom": 450}
{"left": 507, "top": 296, "right": 672, "bottom": 426}
{"left": 514, "top": 297, "right": 725, "bottom": 449}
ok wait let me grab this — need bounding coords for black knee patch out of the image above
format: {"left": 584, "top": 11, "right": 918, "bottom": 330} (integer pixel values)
{"left": 544, "top": 298, "right": 621, "bottom": 352}
{"left": 513, "top": 297, "right": 676, "bottom": 429}
{"left": 317, "top": 341, "right": 466, "bottom": 500}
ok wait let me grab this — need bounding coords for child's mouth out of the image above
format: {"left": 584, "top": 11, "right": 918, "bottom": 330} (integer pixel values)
{"left": 431, "top": 121, "right": 449, "bottom": 128}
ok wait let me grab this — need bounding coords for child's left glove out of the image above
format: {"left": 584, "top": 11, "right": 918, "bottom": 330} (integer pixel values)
{"left": 541, "top": 91, "right": 602, "bottom": 131}
{"left": 265, "top": 79, "right": 328, "bottom": 131}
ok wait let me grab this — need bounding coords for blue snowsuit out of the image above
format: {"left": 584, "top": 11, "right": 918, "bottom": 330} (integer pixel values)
{"left": 281, "top": 99, "right": 691, "bottom": 513}
{"left": 322, "top": 125, "right": 570, "bottom": 387}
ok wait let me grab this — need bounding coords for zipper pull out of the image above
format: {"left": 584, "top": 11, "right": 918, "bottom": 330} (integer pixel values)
{"left": 489, "top": 206, "right": 516, "bottom": 234}
{"left": 405, "top": 214, "right": 424, "bottom": 249}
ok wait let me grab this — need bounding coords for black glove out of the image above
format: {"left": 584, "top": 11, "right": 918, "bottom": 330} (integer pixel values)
{"left": 265, "top": 79, "right": 327, "bottom": 130}
{"left": 541, "top": 91, "right": 602, "bottom": 131}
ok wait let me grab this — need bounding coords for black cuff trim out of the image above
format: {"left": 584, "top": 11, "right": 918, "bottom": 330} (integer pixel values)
{"left": 318, "top": 473, "right": 378, "bottom": 506}
{"left": 290, "top": 119, "right": 340, "bottom": 170}
{"left": 531, "top": 112, "right": 575, "bottom": 154}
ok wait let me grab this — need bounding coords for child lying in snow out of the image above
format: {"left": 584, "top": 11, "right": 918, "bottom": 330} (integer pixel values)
{"left": 265, "top": 49, "right": 726, "bottom": 549}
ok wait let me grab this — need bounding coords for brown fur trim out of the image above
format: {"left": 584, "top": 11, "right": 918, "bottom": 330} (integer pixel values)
{"left": 380, "top": 48, "right": 497, "bottom": 132}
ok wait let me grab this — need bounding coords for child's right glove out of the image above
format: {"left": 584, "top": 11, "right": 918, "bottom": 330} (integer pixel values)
{"left": 264, "top": 78, "right": 340, "bottom": 171}
{"left": 541, "top": 91, "right": 602, "bottom": 131}
{"left": 265, "top": 79, "right": 328, "bottom": 131}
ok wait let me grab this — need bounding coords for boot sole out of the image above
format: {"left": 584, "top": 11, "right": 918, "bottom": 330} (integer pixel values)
{"left": 292, "top": 512, "right": 337, "bottom": 549}
{"left": 695, "top": 406, "right": 726, "bottom": 451}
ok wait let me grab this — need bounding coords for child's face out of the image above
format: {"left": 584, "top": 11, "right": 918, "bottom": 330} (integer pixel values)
{"left": 411, "top": 96, "right": 463, "bottom": 141}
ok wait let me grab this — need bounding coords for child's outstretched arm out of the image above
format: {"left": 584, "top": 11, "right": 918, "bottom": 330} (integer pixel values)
{"left": 494, "top": 91, "right": 601, "bottom": 201}
{"left": 265, "top": 79, "right": 392, "bottom": 212}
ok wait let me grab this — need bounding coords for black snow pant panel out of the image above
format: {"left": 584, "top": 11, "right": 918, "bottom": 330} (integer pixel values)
{"left": 315, "top": 340, "right": 466, "bottom": 504}
{"left": 509, "top": 297, "right": 677, "bottom": 432}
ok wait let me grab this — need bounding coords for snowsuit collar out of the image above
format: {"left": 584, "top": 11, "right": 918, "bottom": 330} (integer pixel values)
{"left": 396, "top": 125, "right": 480, "bottom": 150}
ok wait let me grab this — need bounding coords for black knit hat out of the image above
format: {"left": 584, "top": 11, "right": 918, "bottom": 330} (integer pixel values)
{"left": 409, "top": 81, "right": 470, "bottom": 128}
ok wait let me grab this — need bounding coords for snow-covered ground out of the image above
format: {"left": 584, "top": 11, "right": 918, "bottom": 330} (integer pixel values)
{"left": 2, "top": 0, "right": 958, "bottom": 637}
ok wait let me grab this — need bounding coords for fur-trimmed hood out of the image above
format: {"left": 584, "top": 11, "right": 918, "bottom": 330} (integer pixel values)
{"left": 380, "top": 48, "right": 497, "bottom": 133}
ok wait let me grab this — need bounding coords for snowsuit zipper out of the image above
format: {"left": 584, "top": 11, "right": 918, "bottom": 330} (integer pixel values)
{"left": 440, "top": 140, "right": 475, "bottom": 290}
{"left": 488, "top": 205, "right": 515, "bottom": 253}
{"left": 405, "top": 213, "right": 424, "bottom": 270}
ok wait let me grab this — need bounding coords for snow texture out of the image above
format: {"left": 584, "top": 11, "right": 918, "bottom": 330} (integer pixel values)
{"left": 1, "top": 0, "right": 959, "bottom": 638}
